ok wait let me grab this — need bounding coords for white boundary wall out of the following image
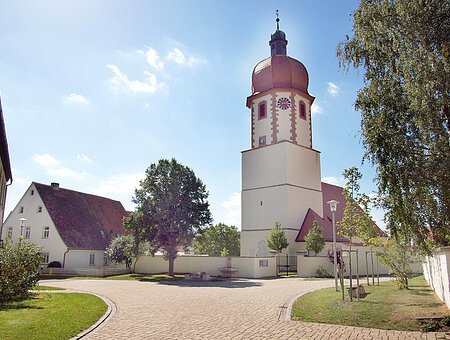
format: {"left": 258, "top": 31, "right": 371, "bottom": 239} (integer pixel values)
{"left": 423, "top": 247, "right": 450, "bottom": 309}
{"left": 135, "top": 255, "right": 277, "bottom": 278}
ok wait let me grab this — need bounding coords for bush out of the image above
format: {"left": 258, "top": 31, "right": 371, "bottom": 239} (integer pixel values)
{"left": 441, "top": 316, "right": 450, "bottom": 327}
{"left": 316, "top": 266, "right": 332, "bottom": 278}
{"left": 421, "top": 320, "right": 441, "bottom": 333}
{"left": 0, "top": 238, "right": 42, "bottom": 302}
{"left": 47, "top": 261, "right": 62, "bottom": 268}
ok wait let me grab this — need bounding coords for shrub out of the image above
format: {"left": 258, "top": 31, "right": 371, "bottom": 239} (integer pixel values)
{"left": 0, "top": 238, "right": 42, "bottom": 302}
{"left": 441, "top": 316, "right": 450, "bottom": 327}
{"left": 47, "top": 261, "right": 62, "bottom": 268}
{"left": 421, "top": 320, "right": 441, "bottom": 333}
{"left": 316, "top": 266, "right": 332, "bottom": 278}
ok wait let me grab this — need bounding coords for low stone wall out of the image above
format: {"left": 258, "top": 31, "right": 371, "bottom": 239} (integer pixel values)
{"left": 41, "top": 267, "right": 130, "bottom": 277}
{"left": 135, "top": 255, "right": 277, "bottom": 278}
{"left": 423, "top": 247, "right": 450, "bottom": 309}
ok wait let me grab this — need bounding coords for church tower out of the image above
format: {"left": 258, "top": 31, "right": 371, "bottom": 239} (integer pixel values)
{"left": 241, "top": 15, "right": 324, "bottom": 256}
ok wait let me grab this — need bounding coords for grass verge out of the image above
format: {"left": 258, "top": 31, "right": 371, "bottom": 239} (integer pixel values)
{"left": 291, "top": 276, "right": 449, "bottom": 331}
{"left": 0, "top": 293, "right": 107, "bottom": 340}
{"left": 31, "top": 286, "right": 65, "bottom": 291}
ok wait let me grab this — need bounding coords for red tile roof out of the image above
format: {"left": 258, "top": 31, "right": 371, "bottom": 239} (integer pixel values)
{"left": 34, "top": 182, "right": 127, "bottom": 250}
{"left": 296, "top": 182, "right": 385, "bottom": 243}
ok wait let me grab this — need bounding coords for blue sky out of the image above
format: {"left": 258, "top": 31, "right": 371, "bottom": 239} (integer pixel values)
{"left": 0, "top": 0, "right": 385, "bottom": 229}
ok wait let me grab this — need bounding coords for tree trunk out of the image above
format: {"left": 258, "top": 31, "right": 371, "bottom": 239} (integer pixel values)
{"left": 168, "top": 256, "right": 175, "bottom": 276}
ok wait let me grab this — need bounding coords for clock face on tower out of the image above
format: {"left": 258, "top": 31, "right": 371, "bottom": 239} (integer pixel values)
{"left": 277, "top": 97, "right": 291, "bottom": 110}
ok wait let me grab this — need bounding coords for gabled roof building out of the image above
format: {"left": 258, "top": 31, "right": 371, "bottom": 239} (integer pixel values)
{"left": 2, "top": 182, "right": 128, "bottom": 270}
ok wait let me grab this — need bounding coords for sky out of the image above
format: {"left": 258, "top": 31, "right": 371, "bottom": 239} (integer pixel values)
{"left": 0, "top": 0, "right": 386, "bottom": 229}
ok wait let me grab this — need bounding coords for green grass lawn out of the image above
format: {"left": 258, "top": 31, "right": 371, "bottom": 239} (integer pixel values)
{"left": 31, "top": 285, "right": 65, "bottom": 291}
{"left": 0, "top": 293, "right": 107, "bottom": 340}
{"left": 292, "top": 276, "right": 449, "bottom": 331}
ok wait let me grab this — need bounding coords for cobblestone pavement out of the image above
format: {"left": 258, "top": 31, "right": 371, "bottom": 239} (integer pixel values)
{"left": 44, "top": 277, "right": 449, "bottom": 340}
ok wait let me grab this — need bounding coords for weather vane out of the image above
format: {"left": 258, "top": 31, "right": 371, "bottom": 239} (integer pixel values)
{"left": 276, "top": 9, "right": 280, "bottom": 30}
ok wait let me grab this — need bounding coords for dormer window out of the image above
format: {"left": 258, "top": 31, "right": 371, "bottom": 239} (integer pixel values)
{"left": 299, "top": 101, "right": 306, "bottom": 120}
{"left": 258, "top": 101, "right": 267, "bottom": 120}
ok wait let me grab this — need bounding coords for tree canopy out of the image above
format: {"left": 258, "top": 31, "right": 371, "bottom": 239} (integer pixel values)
{"left": 266, "top": 221, "right": 289, "bottom": 253}
{"left": 338, "top": 0, "right": 450, "bottom": 251}
{"left": 304, "top": 220, "right": 325, "bottom": 256}
{"left": 194, "top": 223, "right": 240, "bottom": 257}
{"left": 106, "top": 235, "right": 142, "bottom": 272}
{"left": 130, "top": 158, "right": 212, "bottom": 276}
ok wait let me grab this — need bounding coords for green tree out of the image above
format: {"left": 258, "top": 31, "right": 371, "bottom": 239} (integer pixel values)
{"left": 131, "top": 158, "right": 212, "bottom": 276}
{"left": 0, "top": 238, "right": 42, "bottom": 302}
{"left": 194, "top": 223, "right": 240, "bottom": 256}
{"left": 106, "top": 234, "right": 143, "bottom": 272}
{"left": 338, "top": 0, "right": 450, "bottom": 251}
{"left": 377, "top": 237, "right": 420, "bottom": 289}
{"left": 266, "top": 221, "right": 289, "bottom": 253}
{"left": 304, "top": 220, "right": 325, "bottom": 256}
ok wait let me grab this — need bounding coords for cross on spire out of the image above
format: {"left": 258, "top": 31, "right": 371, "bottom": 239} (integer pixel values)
{"left": 276, "top": 10, "right": 280, "bottom": 30}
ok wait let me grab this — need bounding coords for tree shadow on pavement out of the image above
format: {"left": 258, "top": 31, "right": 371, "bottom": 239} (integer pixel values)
{"left": 156, "top": 279, "right": 263, "bottom": 289}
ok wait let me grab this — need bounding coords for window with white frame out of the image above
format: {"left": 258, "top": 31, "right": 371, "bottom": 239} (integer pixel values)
{"left": 89, "top": 253, "right": 95, "bottom": 266}
{"left": 19, "top": 206, "right": 24, "bottom": 213}
{"left": 37, "top": 205, "right": 43, "bottom": 213}
{"left": 25, "top": 226, "right": 31, "bottom": 239}
{"left": 42, "top": 226, "right": 50, "bottom": 239}
{"left": 42, "top": 253, "right": 49, "bottom": 264}
{"left": 7, "top": 227, "right": 13, "bottom": 239}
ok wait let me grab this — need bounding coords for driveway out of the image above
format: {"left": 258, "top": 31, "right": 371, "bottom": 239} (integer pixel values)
{"left": 44, "top": 278, "right": 448, "bottom": 340}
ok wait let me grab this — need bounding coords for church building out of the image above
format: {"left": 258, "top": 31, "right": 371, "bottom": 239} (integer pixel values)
{"left": 240, "top": 17, "right": 381, "bottom": 257}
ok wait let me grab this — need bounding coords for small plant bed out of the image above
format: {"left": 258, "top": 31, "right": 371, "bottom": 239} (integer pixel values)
{"left": 31, "top": 285, "right": 65, "bottom": 291}
{"left": 0, "top": 293, "right": 107, "bottom": 340}
{"left": 291, "top": 276, "right": 449, "bottom": 332}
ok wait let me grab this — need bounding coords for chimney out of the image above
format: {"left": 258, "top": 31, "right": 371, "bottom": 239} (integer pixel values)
{"left": 51, "top": 182, "right": 60, "bottom": 190}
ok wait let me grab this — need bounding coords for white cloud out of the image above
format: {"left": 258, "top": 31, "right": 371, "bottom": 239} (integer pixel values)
{"left": 166, "top": 48, "right": 205, "bottom": 67}
{"left": 32, "top": 153, "right": 88, "bottom": 180}
{"left": 76, "top": 154, "right": 92, "bottom": 163}
{"left": 311, "top": 102, "right": 323, "bottom": 116}
{"left": 222, "top": 192, "right": 241, "bottom": 229}
{"left": 106, "top": 64, "right": 167, "bottom": 94}
{"left": 63, "top": 93, "right": 88, "bottom": 104}
{"left": 91, "top": 173, "right": 144, "bottom": 204}
{"left": 322, "top": 176, "right": 345, "bottom": 186}
{"left": 144, "top": 48, "right": 164, "bottom": 69}
{"left": 47, "top": 168, "right": 88, "bottom": 179}
{"left": 327, "top": 82, "right": 339, "bottom": 97}
{"left": 32, "top": 154, "right": 61, "bottom": 168}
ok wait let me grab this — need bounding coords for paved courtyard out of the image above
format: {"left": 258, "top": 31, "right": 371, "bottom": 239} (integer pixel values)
{"left": 44, "top": 277, "right": 449, "bottom": 340}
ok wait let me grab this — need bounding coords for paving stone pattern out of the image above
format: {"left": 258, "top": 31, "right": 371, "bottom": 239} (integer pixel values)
{"left": 45, "top": 278, "right": 449, "bottom": 340}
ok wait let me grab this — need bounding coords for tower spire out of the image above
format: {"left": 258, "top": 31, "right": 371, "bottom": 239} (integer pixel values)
{"left": 269, "top": 10, "right": 288, "bottom": 56}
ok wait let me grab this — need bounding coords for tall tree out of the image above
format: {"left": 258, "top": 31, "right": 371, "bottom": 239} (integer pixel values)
{"left": 194, "top": 223, "right": 240, "bottom": 257}
{"left": 304, "top": 220, "right": 325, "bottom": 256}
{"left": 338, "top": 0, "right": 450, "bottom": 251}
{"left": 266, "top": 221, "right": 289, "bottom": 253}
{"left": 132, "top": 159, "right": 212, "bottom": 276}
{"left": 106, "top": 235, "right": 143, "bottom": 272}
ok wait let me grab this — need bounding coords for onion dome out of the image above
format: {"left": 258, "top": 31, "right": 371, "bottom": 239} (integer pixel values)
{"left": 251, "top": 11, "right": 310, "bottom": 95}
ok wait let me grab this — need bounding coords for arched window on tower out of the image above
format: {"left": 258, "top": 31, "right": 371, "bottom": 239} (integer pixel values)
{"left": 258, "top": 101, "right": 267, "bottom": 120}
{"left": 299, "top": 101, "right": 306, "bottom": 120}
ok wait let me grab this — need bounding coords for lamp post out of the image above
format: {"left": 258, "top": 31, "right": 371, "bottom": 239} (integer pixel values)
{"left": 327, "top": 200, "right": 339, "bottom": 291}
{"left": 19, "top": 218, "right": 27, "bottom": 238}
